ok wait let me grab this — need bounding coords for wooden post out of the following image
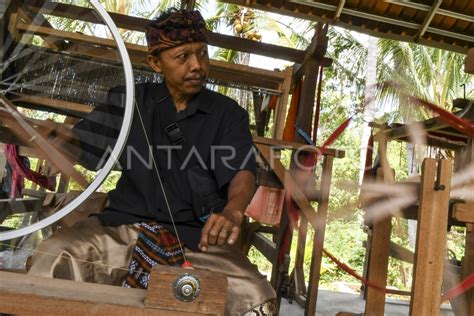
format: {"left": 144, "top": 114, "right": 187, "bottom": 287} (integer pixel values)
{"left": 293, "top": 215, "right": 308, "bottom": 298}
{"left": 272, "top": 202, "right": 291, "bottom": 308}
{"left": 305, "top": 155, "right": 334, "bottom": 316}
{"left": 363, "top": 130, "right": 393, "bottom": 315}
{"left": 460, "top": 139, "right": 474, "bottom": 315}
{"left": 295, "top": 57, "right": 318, "bottom": 143}
{"left": 463, "top": 228, "right": 474, "bottom": 314}
{"left": 454, "top": 139, "right": 474, "bottom": 315}
{"left": 273, "top": 67, "right": 293, "bottom": 140}
{"left": 465, "top": 48, "right": 474, "bottom": 74}
{"left": 409, "top": 159, "right": 451, "bottom": 316}
{"left": 364, "top": 167, "right": 392, "bottom": 316}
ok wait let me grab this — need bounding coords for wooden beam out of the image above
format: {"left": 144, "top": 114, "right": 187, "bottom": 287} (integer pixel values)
{"left": 292, "top": 56, "right": 332, "bottom": 84}
{"left": 296, "top": 57, "right": 318, "bottom": 140}
{"left": 333, "top": 0, "right": 346, "bottom": 21}
{"left": 409, "top": 159, "right": 451, "bottom": 316}
{"left": 14, "top": 21, "right": 288, "bottom": 92}
{"left": 453, "top": 203, "right": 474, "bottom": 223}
{"left": 384, "top": 119, "right": 470, "bottom": 141}
{"left": 23, "top": 0, "right": 308, "bottom": 63}
{"left": 11, "top": 93, "right": 93, "bottom": 116}
{"left": 389, "top": 241, "right": 414, "bottom": 264}
{"left": 292, "top": 24, "right": 332, "bottom": 83}
{"left": 414, "top": 0, "right": 443, "bottom": 41}
{"left": 15, "top": 21, "right": 146, "bottom": 52}
{"left": 0, "top": 270, "right": 195, "bottom": 315}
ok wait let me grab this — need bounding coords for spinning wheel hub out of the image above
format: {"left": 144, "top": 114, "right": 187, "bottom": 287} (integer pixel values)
{"left": 173, "top": 274, "right": 201, "bottom": 302}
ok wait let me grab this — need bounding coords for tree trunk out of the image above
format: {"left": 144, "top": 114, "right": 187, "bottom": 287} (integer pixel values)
{"left": 359, "top": 36, "right": 378, "bottom": 184}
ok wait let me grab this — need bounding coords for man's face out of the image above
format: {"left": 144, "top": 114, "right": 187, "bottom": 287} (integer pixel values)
{"left": 148, "top": 42, "right": 209, "bottom": 98}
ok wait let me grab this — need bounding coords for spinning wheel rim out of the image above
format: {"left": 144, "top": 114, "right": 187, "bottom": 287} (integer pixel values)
{"left": 0, "top": 0, "right": 135, "bottom": 241}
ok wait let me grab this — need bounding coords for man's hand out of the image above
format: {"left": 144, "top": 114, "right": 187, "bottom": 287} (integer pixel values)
{"left": 199, "top": 208, "right": 243, "bottom": 251}
{"left": 198, "top": 170, "right": 256, "bottom": 252}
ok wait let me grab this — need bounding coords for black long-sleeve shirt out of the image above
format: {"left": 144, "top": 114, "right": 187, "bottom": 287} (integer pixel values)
{"left": 72, "top": 82, "right": 255, "bottom": 249}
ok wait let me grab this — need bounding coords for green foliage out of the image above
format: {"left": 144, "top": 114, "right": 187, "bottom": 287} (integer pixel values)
{"left": 319, "top": 219, "right": 366, "bottom": 285}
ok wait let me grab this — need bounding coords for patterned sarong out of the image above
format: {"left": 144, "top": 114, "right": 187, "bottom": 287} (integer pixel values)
{"left": 123, "top": 222, "right": 184, "bottom": 289}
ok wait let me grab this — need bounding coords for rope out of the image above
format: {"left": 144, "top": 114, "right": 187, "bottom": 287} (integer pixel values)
{"left": 320, "top": 244, "right": 474, "bottom": 302}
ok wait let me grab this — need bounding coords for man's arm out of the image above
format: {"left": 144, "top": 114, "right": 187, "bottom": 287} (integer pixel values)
{"left": 199, "top": 170, "right": 256, "bottom": 251}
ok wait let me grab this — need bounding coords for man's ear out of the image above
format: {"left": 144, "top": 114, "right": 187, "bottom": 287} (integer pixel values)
{"left": 147, "top": 55, "right": 162, "bottom": 74}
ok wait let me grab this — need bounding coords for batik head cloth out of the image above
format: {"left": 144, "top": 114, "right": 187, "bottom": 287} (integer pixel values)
{"left": 145, "top": 9, "right": 209, "bottom": 55}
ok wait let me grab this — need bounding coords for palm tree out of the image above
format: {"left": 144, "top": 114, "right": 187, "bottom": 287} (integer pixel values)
{"left": 376, "top": 40, "right": 473, "bottom": 121}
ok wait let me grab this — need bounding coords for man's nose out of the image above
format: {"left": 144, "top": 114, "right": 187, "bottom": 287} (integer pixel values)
{"left": 189, "top": 54, "right": 203, "bottom": 71}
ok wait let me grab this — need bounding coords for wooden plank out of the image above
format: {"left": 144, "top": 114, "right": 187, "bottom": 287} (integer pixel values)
{"left": 364, "top": 167, "right": 392, "bottom": 316}
{"left": 452, "top": 203, "right": 474, "bottom": 223}
{"left": 146, "top": 265, "right": 227, "bottom": 315}
{"left": 15, "top": 21, "right": 146, "bottom": 52}
{"left": 409, "top": 159, "right": 452, "bottom": 316}
{"left": 23, "top": 0, "right": 309, "bottom": 63}
{"left": 0, "top": 271, "right": 191, "bottom": 315}
{"left": 11, "top": 93, "right": 93, "bottom": 116}
{"left": 305, "top": 155, "right": 334, "bottom": 316}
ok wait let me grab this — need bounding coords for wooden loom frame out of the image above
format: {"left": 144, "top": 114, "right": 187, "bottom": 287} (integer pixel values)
{"left": 0, "top": 1, "right": 343, "bottom": 315}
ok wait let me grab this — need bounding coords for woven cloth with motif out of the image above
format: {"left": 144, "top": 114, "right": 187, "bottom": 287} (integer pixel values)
{"left": 123, "top": 221, "right": 184, "bottom": 289}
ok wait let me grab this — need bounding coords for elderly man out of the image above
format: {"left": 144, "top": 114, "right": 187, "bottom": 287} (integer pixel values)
{"left": 28, "top": 8, "right": 276, "bottom": 315}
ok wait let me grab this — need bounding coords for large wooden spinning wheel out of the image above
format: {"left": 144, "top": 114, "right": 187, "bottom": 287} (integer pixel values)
{"left": 0, "top": 0, "right": 134, "bottom": 241}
